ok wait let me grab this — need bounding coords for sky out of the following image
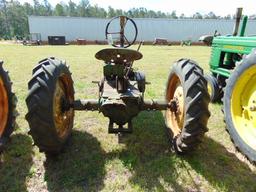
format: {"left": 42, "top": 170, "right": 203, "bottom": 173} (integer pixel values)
{"left": 19, "top": 0, "right": 256, "bottom": 17}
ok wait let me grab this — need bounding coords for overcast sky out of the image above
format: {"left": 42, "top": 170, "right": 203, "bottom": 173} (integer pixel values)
{"left": 19, "top": 0, "right": 256, "bottom": 17}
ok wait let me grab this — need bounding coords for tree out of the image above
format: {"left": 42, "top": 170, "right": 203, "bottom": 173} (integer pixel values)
{"left": 32, "top": 0, "right": 40, "bottom": 15}
{"left": 67, "top": 0, "right": 77, "bottom": 16}
{"left": 193, "top": 12, "right": 203, "bottom": 19}
{"left": 8, "top": 1, "right": 28, "bottom": 37}
{"left": 77, "top": 0, "right": 89, "bottom": 17}
{"left": 179, "top": 13, "right": 185, "bottom": 19}
{"left": 115, "top": 9, "right": 123, "bottom": 16}
{"left": 107, "top": 6, "right": 116, "bottom": 18}
{"left": 170, "top": 10, "right": 178, "bottom": 19}
{"left": 204, "top": 11, "right": 218, "bottom": 19}
{"left": 23, "top": 2, "right": 33, "bottom": 15}
{"left": 223, "top": 14, "right": 231, "bottom": 20}
{"left": 54, "top": 3, "right": 65, "bottom": 16}
{"left": 0, "top": 0, "right": 227, "bottom": 39}
{"left": 0, "top": 0, "right": 10, "bottom": 38}
{"left": 43, "top": 0, "right": 52, "bottom": 16}
{"left": 89, "top": 5, "right": 106, "bottom": 18}
{"left": 148, "top": 10, "right": 157, "bottom": 18}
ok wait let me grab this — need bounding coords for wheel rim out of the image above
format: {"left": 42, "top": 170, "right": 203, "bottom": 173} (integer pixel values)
{"left": 207, "top": 81, "right": 213, "bottom": 98}
{"left": 0, "top": 76, "right": 8, "bottom": 136}
{"left": 166, "top": 74, "right": 184, "bottom": 137}
{"left": 231, "top": 64, "right": 256, "bottom": 150}
{"left": 53, "top": 74, "right": 74, "bottom": 139}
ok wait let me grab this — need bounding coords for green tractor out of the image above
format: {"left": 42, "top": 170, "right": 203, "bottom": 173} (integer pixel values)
{"left": 0, "top": 61, "right": 17, "bottom": 151}
{"left": 204, "top": 8, "right": 256, "bottom": 163}
{"left": 26, "top": 16, "right": 210, "bottom": 156}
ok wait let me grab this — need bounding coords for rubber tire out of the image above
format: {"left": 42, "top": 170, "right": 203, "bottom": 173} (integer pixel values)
{"left": 0, "top": 61, "right": 17, "bottom": 151}
{"left": 165, "top": 59, "right": 210, "bottom": 154}
{"left": 223, "top": 50, "right": 256, "bottom": 163}
{"left": 26, "top": 58, "right": 74, "bottom": 154}
{"left": 205, "top": 74, "right": 221, "bottom": 102}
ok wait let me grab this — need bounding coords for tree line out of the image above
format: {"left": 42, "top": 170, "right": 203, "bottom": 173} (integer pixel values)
{"left": 0, "top": 0, "right": 256, "bottom": 39}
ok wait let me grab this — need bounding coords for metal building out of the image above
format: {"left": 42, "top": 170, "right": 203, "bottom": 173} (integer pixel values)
{"left": 28, "top": 16, "right": 256, "bottom": 42}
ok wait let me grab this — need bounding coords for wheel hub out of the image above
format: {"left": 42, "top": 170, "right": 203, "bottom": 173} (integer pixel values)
{"left": 53, "top": 75, "right": 74, "bottom": 138}
{"left": 166, "top": 75, "right": 184, "bottom": 137}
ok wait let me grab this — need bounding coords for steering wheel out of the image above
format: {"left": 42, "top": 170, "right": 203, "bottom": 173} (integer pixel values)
{"left": 105, "top": 16, "right": 138, "bottom": 48}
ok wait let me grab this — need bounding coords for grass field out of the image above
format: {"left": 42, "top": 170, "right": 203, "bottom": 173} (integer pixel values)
{"left": 0, "top": 44, "right": 256, "bottom": 192}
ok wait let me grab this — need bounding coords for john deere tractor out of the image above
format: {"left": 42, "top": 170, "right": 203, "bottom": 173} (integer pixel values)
{"left": 26, "top": 16, "right": 210, "bottom": 155}
{"left": 204, "top": 8, "right": 256, "bottom": 163}
{"left": 0, "top": 61, "right": 17, "bottom": 151}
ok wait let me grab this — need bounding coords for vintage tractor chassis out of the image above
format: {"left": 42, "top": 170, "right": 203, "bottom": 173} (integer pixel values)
{"left": 26, "top": 16, "right": 210, "bottom": 155}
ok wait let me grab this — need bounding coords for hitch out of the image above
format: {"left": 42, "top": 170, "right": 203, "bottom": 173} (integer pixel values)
{"left": 108, "top": 120, "right": 133, "bottom": 134}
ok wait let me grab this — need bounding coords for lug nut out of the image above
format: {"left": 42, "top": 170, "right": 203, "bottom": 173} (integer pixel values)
{"left": 250, "top": 106, "right": 256, "bottom": 111}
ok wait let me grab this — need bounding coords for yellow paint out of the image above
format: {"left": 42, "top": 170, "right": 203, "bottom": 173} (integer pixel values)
{"left": 207, "top": 82, "right": 212, "bottom": 98}
{"left": 223, "top": 45, "right": 245, "bottom": 51}
{"left": 231, "top": 64, "right": 256, "bottom": 150}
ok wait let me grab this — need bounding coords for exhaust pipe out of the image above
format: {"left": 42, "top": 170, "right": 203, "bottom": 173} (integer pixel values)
{"left": 232, "top": 8, "right": 243, "bottom": 36}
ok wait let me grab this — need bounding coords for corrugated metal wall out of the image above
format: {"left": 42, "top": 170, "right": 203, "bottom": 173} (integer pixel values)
{"left": 28, "top": 16, "right": 256, "bottom": 42}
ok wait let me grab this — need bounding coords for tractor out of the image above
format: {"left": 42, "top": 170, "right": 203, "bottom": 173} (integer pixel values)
{"left": 0, "top": 61, "right": 17, "bottom": 151}
{"left": 203, "top": 8, "right": 256, "bottom": 163}
{"left": 25, "top": 16, "right": 210, "bottom": 155}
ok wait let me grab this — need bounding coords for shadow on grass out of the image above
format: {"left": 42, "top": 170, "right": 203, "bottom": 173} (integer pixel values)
{"left": 17, "top": 111, "right": 255, "bottom": 191}
{"left": 108, "top": 111, "right": 256, "bottom": 191}
{"left": 44, "top": 130, "right": 106, "bottom": 192}
{"left": 0, "top": 133, "right": 33, "bottom": 192}
{"left": 108, "top": 111, "right": 187, "bottom": 191}
{"left": 184, "top": 137, "right": 256, "bottom": 191}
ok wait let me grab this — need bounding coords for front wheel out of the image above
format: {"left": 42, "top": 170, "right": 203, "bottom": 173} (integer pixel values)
{"left": 223, "top": 50, "right": 256, "bottom": 163}
{"left": 26, "top": 58, "right": 74, "bottom": 154}
{"left": 165, "top": 59, "right": 210, "bottom": 154}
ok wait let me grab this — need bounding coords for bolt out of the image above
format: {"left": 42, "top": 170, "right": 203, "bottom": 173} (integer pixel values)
{"left": 250, "top": 106, "right": 256, "bottom": 111}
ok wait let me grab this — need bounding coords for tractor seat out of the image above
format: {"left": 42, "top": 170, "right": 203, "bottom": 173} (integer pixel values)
{"left": 95, "top": 48, "right": 143, "bottom": 64}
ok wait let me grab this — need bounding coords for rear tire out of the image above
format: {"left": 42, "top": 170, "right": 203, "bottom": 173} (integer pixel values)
{"left": 165, "top": 59, "right": 210, "bottom": 153}
{"left": 26, "top": 58, "right": 74, "bottom": 154}
{"left": 223, "top": 50, "right": 256, "bottom": 163}
{"left": 0, "top": 61, "right": 17, "bottom": 151}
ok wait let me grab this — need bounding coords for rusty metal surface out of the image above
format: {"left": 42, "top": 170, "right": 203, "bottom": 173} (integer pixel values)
{"left": 95, "top": 48, "right": 143, "bottom": 63}
{"left": 102, "top": 80, "right": 141, "bottom": 99}
{"left": 73, "top": 99, "right": 99, "bottom": 111}
{"left": 142, "top": 99, "right": 169, "bottom": 111}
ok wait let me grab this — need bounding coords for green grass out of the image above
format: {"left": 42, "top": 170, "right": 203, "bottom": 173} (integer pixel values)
{"left": 0, "top": 44, "right": 256, "bottom": 192}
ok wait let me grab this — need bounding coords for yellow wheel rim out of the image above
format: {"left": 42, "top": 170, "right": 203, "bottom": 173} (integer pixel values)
{"left": 166, "top": 74, "right": 184, "bottom": 137}
{"left": 53, "top": 74, "right": 74, "bottom": 139}
{"left": 0, "top": 76, "right": 8, "bottom": 136}
{"left": 231, "top": 64, "right": 256, "bottom": 150}
{"left": 207, "top": 82, "right": 212, "bottom": 97}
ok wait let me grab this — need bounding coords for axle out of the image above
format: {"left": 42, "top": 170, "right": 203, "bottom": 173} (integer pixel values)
{"left": 70, "top": 98, "right": 174, "bottom": 134}
{"left": 71, "top": 99, "right": 171, "bottom": 111}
